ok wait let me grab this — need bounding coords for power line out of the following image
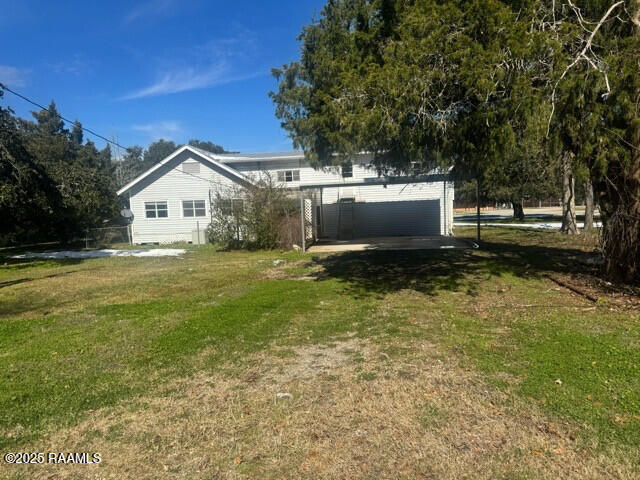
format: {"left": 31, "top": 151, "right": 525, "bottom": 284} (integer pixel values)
{"left": 0, "top": 83, "right": 251, "bottom": 192}
{"left": 0, "top": 82, "right": 128, "bottom": 150}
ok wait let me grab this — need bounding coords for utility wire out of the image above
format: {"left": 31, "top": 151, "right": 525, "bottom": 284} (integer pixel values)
{"left": 0, "top": 82, "right": 128, "bottom": 150}
{"left": 0, "top": 83, "right": 248, "bottom": 191}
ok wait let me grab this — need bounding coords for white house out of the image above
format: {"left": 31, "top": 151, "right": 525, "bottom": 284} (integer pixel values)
{"left": 116, "top": 145, "right": 454, "bottom": 244}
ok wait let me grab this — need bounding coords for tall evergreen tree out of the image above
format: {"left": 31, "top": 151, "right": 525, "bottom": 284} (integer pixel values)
{"left": 32, "top": 100, "right": 66, "bottom": 136}
{"left": 188, "top": 139, "right": 227, "bottom": 154}
{"left": 0, "top": 98, "right": 63, "bottom": 244}
{"left": 142, "top": 139, "right": 176, "bottom": 170}
{"left": 70, "top": 120, "right": 83, "bottom": 145}
{"left": 271, "top": 0, "right": 640, "bottom": 283}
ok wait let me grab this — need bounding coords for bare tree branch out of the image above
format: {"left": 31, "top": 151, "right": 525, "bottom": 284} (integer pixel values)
{"left": 547, "top": 1, "right": 625, "bottom": 135}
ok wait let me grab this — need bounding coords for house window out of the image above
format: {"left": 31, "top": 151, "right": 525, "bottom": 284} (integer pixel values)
{"left": 182, "top": 200, "right": 206, "bottom": 217}
{"left": 182, "top": 162, "right": 200, "bottom": 174}
{"left": 219, "top": 198, "right": 244, "bottom": 216}
{"left": 341, "top": 162, "right": 353, "bottom": 178}
{"left": 277, "top": 170, "right": 300, "bottom": 182}
{"left": 145, "top": 201, "right": 168, "bottom": 218}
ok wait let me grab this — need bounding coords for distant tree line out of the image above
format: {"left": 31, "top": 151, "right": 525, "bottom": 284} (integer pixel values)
{"left": 114, "top": 138, "right": 228, "bottom": 189}
{"left": 0, "top": 92, "right": 227, "bottom": 246}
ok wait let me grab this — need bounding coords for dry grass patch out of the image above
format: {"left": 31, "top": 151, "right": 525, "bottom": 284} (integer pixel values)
{"left": 6, "top": 338, "right": 637, "bottom": 480}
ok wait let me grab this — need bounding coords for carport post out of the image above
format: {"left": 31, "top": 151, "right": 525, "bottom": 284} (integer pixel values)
{"left": 476, "top": 177, "right": 481, "bottom": 243}
{"left": 300, "top": 193, "right": 305, "bottom": 252}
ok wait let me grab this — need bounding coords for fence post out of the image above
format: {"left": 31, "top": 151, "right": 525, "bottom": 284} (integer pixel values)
{"left": 126, "top": 224, "right": 132, "bottom": 245}
{"left": 196, "top": 221, "right": 201, "bottom": 247}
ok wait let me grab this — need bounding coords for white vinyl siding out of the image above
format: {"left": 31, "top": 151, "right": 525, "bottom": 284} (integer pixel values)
{"left": 129, "top": 154, "right": 239, "bottom": 243}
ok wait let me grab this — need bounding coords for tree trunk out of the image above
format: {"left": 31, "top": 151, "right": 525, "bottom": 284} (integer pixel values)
{"left": 601, "top": 2, "right": 640, "bottom": 283}
{"left": 560, "top": 152, "right": 579, "bottom": 234}
{"left": 512, "top": 200, "right": 525, "bottom": 221}
{"left": 583, "top": 179, "right": 594, "bottom": 231}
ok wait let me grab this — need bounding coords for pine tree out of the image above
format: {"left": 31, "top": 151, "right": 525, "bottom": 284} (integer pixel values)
{"left": 70, "top": 120, "right": 83, "bottom": 145}
{"left": 32, "top": 100, "right": 66, "bottom": 136}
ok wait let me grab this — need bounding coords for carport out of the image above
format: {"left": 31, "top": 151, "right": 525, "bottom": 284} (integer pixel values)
{"left": 297, "top": 173, "right": 455, "bottom": 252}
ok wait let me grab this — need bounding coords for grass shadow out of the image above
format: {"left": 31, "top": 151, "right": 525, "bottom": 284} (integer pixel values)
{"left": 311, "top": 239, "right": 601, "bottom": 298}
{"left": 0, "top": 269, "right": 83, "bottom": 290}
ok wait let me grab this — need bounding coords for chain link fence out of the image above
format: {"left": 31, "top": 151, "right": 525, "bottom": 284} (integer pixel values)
{"left": 85, "top": 226, "right": 132, "bottom": 249}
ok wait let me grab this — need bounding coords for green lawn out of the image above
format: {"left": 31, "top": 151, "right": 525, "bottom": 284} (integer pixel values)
{"left": 1, "top": 229, "right": 638, "bottom": 478}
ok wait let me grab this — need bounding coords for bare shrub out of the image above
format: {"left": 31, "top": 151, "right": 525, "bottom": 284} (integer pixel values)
{"left": 207, "top": 175, "right": 300, "bottom": 250}
{"left": 277, "top": 213, "right": 302, "bottom": 250}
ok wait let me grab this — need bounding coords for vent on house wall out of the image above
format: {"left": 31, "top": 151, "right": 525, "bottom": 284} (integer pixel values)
{"left": 183, "top": 162, "right": 200, "bottom": 174}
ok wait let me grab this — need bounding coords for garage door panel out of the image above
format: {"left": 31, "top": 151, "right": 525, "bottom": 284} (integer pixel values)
{"left": 353, "top": 200, "right": 440, "bottom": 237}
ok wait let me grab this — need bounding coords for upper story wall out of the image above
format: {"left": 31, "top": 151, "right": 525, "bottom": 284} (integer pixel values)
{"left": 224, "top": 154, "right": 379, "bottom": 189}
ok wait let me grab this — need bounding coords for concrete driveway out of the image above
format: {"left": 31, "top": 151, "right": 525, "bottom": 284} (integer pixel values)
{"left": 307, "top": 236, "right": 477, "bottom": 253}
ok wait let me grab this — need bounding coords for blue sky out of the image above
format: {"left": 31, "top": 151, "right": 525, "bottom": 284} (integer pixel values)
{"left": 0, "top": 0, "right": 325, "bottom": 154}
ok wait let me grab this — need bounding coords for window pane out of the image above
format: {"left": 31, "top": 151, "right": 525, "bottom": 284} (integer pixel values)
{"left": 219, "top": 199, "right": 232, "bottom": 215}
{"left": 182, "top": 200, "right": 194, "bottom": 217}
{"left": 342, "top": 163, "right": 353, "bottom": 178}
{"left": 285, "top": 171, "right": 293, "bottom": 182}
{"left": 195, "top": 208, "right": 206, "bottom": 217}
{"left": 157, "top": 209, "right": 168, "bottom": 218}
{"left": 145, "top": 203, "right": 156, "bottom": 218}
{"left": 293, "top": 170, "right": 300, "bottom": 181}
{"left": 232, "top": 199, "right": 243, "bottom": 213}
{"left": 277, "top": 171, "right": 284, "bottom": 182}
{"left": 194, "top": 200, "right": 205, "bottom": 209}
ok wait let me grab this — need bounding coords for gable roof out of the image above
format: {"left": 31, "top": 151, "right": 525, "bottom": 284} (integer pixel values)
{"left": 116, "top": 145, "right": 253, "bottom": 196}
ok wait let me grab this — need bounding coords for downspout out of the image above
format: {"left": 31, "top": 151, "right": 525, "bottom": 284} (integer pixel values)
{"left": 128, "top": 190, "right": 135, "bottom": 245}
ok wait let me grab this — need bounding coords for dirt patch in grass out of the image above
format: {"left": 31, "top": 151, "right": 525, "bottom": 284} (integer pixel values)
{"left": 546, "top": 272, "right": 640, "bottom": 311}
{"left": 9, "top": 339, "right": 637, "bottom": 480}
{"left": 261, "top": 259, "right": 322, "bottom": 281}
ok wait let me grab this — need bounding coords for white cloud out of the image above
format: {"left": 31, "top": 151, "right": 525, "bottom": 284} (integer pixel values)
{"left": 0, "top": 65, "right": 28, "bottom": 87}
{"left": 50, "top": 55, "right": 91, "bottom": 76}
{"left": 132, "top": 121, "right": 182, "bottom": 140}
{"left": 120, "top": 27, "right": 264, "bottom": 100}
{"left": 121, "top": 63, "right": 262, "bottom": 100}
{"left": 123, "top": 0, "right": 176, "bottom": 24}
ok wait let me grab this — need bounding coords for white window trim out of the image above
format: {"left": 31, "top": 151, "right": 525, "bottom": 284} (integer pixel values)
{"left": 277, "top": 169, "right": 301, "bottom": 183}
{"left": 181, "top": 199, "right": 208, "bottom": 218}
{"left": 144, "top": 201, "right": 169, "bottom": 220}
{"left": 219, "top": 197, "right": 245, "bottom": 216}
